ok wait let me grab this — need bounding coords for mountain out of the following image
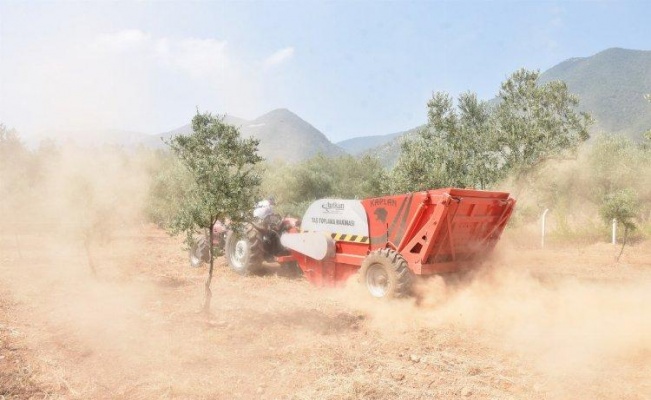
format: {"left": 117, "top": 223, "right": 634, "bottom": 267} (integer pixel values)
{"left": 25, "top": 48, "right": 649, "bottom": 163}
{"left": 336, "top": 131, "right": 404, "bottom": 156}
{"left": 539, "top": 47, "right": 651, "bottom": 140}
{"left": 357, "top": 47, "right": 651, "bottom": 167}
{"left": 153, "top": 109, "right": 345, "bottom": 163}
{"left": 27, "top": 109, "right": 344, "bottom": 163}
{"left": 242, "top": 109, "right": 345, "bottom": 162}
{"left": 359, "top": 126, "right": 424, "bottom": 167}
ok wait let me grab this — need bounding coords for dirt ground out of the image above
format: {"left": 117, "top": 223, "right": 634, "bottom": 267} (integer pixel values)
{"left": 1, "top": 224, "right": 650, "bottom": 399}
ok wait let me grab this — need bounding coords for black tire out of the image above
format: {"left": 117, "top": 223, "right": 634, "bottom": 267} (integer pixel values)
{"left": 359, "top": 248, "right": 413, "bottom": 298}
{"left": 225, "top": 224, "right": 264, "bottom": 275}
{"left": 216, "top": 232, "right": 227, "bottom": 251}
{"left": 189, "top": 235, "right": 210, "bottom": 268}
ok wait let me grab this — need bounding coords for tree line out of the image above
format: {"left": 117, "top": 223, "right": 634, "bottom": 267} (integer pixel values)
{"left": 3, "top": 68, "right": 651, "bottom": 253}
{"left": 149, "top": 70, "right": 649, "bottom": 251}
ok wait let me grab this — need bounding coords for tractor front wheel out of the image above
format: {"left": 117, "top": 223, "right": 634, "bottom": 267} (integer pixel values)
{"left": 225, "top": 224, "right": 263, "bottom": 276}
{"left": 359, "top": 249, "right": 412, "bottom": 298}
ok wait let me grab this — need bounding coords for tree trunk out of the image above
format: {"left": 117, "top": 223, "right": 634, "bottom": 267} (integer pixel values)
{"left": 203, "top": 224, "right": 214, "bottom": 314}
{"left": 616, "top": 226, "right": 629, "bottom": 262}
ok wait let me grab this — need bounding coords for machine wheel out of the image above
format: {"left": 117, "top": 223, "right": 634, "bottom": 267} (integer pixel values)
{"left": 189, "top": 234, "right": 210, "bottom": 268}
{"left": 225, "top": 224, "right": 263, "bottom": 275}
{"left": 359, "top": 248, "right": 412, "bottom": 298}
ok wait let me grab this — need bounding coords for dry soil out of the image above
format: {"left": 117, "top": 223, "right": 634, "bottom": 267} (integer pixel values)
{"left": 1, "top": 225, "right": 650, "bottom": 399}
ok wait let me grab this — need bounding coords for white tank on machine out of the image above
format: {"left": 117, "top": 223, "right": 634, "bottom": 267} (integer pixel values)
{"left": 281, "top": 198, "right": 370, "bottom": 260}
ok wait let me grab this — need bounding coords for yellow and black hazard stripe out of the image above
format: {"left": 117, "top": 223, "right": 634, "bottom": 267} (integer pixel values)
{"left": 330, "top": 233, "right": 370, "bottom": 244}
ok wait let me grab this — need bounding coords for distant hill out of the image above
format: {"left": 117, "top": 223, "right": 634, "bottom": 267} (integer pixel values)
{"left": 25, "top": 48, "right": 650, "bottom": 164}
{"left": 336, "top": 131, "right": 404, "bottom": 156}
{"left": 358, "top": 47, "right": 651, "bottom": 167}
{"left": 242, "top": 109, "right": 345, "bottom": 162}
{"left": 540, "top": 47, "right": 651, "bottom": 140}
{"left": 26, "top": 109, "right": 344, "bottom": 163}
{"left": 359, "top": 126, "right": 424, "bottom": 167}
{"left": 151, "top": 109, "right": 345, "bottom": 163}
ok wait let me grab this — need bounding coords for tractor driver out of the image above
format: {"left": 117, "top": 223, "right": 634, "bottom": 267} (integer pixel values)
{"left": 253, "top": 196, "right": 276, "bottom": 221}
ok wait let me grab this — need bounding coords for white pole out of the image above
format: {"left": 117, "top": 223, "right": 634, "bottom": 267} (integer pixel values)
{"left": 612, "top": 218, "right": 617, "bottom": 245}
{"left": 541, "top": 209, "right": 550, "bottom": 249}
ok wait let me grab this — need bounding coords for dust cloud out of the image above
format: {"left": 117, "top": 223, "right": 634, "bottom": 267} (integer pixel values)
{"left": 2, "top": 144, "right": 650, "bottom": 398}
{"left": 335, "top": 244, "right": 651, "bottom": 397}
{"left": 0, "top": 145, "right": 168, "bottom": 378}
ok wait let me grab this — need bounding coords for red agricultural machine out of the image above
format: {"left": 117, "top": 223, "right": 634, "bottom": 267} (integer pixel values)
{"left": 224, "top": 188, "right": 515, "bottom": 298}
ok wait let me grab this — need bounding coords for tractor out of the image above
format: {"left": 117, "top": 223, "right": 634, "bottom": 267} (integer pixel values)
{"left": 224, "top": 213, "right": 300, "bottom": 276}
{"left": 214, "top": 188, "right": 516, "bottom": 298}
{"left": 188, "top": 214, "right": 300, "bottom": 275}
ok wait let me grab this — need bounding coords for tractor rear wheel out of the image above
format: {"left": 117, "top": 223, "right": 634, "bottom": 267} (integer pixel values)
{"left": 359, "top": 248, "right": 412, "bottom": 298}
{"left": 225, "top": 224, "right": 264, "bottom": 276}
{"left": 189, "top": 234, "right": 210, "bottom": 268}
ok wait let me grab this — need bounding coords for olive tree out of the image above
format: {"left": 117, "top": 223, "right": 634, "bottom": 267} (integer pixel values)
{"left": 262, "top": 154, "right": 388, "bottom": 217}
{"left": 0, "top": 124, "right": 31, "bottom": 200}
{"left": 146, "top": 151, "right": 194, "bottom": 227}
{"left": 495, "top": 69, "right": 591, "bottom": 178}
{"left": 599, "top": 188, "right": 640, "bottom": 261}
{"left": 391, "top": 92, "right": 498, "bottom": 192}
{"left": 166, "top": 111, "right": 263, "bottom": 313}
{"left": 391, "top": 69, "right": 591, "bottom": 192}
{"left": 587, "top": 135, "right": 642, "bottom": 202}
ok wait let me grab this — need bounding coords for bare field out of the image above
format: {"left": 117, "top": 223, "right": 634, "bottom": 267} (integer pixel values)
{"left": 1, "top": 225, "right": 650, "bottom": 399}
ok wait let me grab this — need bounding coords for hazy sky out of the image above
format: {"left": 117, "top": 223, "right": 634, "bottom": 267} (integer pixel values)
{"left": 1, "top": 1, "right": 649, "bottom": 142}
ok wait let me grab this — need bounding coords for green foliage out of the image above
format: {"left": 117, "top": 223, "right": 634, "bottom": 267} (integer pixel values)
{"left": 145, "top": 151, "right": 193, "bottom": 227}
{"left": 512, "top": 132, "right": 651, "bottom": 244}
{"left": 390, "top": 92, "right": 499, "bottom": 192}
{"left": 164, "top": 111, "right": 263, "bottom": 313}
{"left": 391, "top": 69, "right": 591, "bottom": 193}
{"left": 599, "top": 189, "right": 640, "bottom": 232}
{"left": 600, "top": 188, "right": 641, "bottom": 259}
{"left": 165, "top": 112, "right": 263, "bottom": 245}
{"left": 262, "top": 154, "right": 388, "bottom": 217}
{"left": 0, "top": 124, "right": 26, "bottom": 158}
{"left": 281, "top": 154, "right": 336, "bottom": 203}
{"left": 588, "top": 135, "right": 639, "bottom": 199}
{"left": 0, "top": 124, "right": 32, "bottom": 201}
{"left": 372, "top": 50, "right": 651, "bottom": 169}
{"left": 495, "top": 69, "right": 591, "bottom": 176}
{"left": 587, "top": 135, "right": 651, "bottom": 220}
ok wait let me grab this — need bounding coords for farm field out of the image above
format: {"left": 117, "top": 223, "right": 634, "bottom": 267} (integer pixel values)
{"left": 1, "top": 224, "right": 650, "bottom": 399}
{"left": 3, "top": 3, "right": 651, "bottom": 400}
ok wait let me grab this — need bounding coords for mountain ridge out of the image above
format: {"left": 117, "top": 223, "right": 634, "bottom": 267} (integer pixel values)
{"left": 336, "top": 130, "right": 406, "bottom": 156}
{"left": 539, "top": 47, "right": 651, "bottom": 139}
{"left": 20, "top": 47, "right": 651, "bottom": 165}
{"left": 353, "top": 47, "right": 651, "bottom": 166}
{"left": 151, "top": 108, "right": 345, "bottom": 163}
